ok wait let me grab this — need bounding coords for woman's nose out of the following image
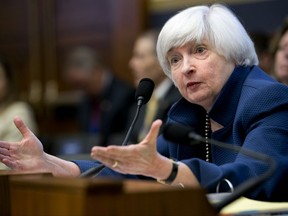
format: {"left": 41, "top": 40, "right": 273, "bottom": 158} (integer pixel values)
{"left": 181, "top": 56, "right": 195, "bottom": 75}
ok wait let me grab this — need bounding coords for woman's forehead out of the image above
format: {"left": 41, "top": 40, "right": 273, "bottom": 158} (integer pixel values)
{"left": 167, "top": 40, "right": 210, "bottom": 53}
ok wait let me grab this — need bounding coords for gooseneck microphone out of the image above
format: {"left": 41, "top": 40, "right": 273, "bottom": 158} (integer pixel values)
{"left": 163, "top": 123, "right": 276, "bottom": 213}
{"left": 121, "top": 78, "right": 154, "bottom": 146}
{"left": 80, "top": 78, "right": 155, "bottom": 178}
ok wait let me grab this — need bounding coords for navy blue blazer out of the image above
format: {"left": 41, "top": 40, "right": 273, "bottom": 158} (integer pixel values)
{"left": 74, "top": 66, "right": 288, "bottom": 201}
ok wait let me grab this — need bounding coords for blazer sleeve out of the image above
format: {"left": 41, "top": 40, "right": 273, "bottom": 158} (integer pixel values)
{"left": 180, "top": 84, "right": 288, "bottom": 201}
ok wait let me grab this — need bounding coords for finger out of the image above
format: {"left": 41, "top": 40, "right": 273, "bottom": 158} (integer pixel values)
{"left": 91, "top": 146, "right": 110, "bottom": 160}
{"left": 13, "top": 116, "right": 33, "bottom": 138}
{"left": 91, "top": 146, "right": 126, "bottom": 160}
{"left": 91, "top": 145, "right": 134, "bottom": 169}
{"left": 2, "top": 158, "right": 18, "bottom": 169}
{"left": 91, "top": 150, "right": 116, "bottom": 167}
{"left": 0, "top": 140, "right": 11, "bottom": 149}
{"left": 90, "top": 150, "right": 128, "bottom": 174}
{"left": 0, "top": 146, "right": 10, "bottom": 156}
{"left": 143, "top": 119, "right": 162, "bottom": 143}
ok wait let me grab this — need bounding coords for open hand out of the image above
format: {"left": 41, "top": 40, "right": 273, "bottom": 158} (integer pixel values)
{"left": 90, "top": 120, "right": 166, "bottom": 178}
{"left": 0, "top": 116, "right": 46, "bottom": 171}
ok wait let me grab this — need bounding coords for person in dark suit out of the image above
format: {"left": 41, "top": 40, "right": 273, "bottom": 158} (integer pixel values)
{"left": 63, "top": 46, "right": 135, "bottom": 146}
{"left": 128, "top": 30, "right": 181, "bottom": 142}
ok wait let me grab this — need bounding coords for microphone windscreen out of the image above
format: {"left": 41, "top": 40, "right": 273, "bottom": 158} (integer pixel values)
{"left": 163, "top": 123, "right": 194, "bottom": 144}
{"left": 135, "top": 78, "right": 155, "bottom": 104}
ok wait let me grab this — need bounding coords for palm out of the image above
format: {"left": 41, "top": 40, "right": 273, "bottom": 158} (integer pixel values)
{"left": 1, "top": 117, "right": 45, "bottom": 171}
{"left": 90, "top": 120, "right": 163, "bottom": 177}
{"left": 15, "top": 133, "right": 44, "bottom": 167}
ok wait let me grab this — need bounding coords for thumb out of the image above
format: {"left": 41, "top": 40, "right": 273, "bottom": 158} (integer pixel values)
{"left": 143, "top": 119, "right": 162, "bottom": 144}
{"left": 13, "top": 116, "right": 33, "bottom": 138}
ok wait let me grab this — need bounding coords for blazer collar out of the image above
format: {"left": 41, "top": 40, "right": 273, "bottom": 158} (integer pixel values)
{"left": 209, "top": 66, "right": 251, "bottom": 127}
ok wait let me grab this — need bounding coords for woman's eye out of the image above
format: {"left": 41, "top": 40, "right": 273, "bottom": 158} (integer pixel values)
{"left": 195, "top": 46, "right": 206, "bottom": 54}
{"left": 169, "top": 56, "right": 179, "bottom": 65}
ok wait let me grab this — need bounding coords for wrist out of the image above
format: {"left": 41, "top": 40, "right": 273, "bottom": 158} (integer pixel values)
{"left": 44, "top": 153, "right": 80, "bottom": 177}
{"left": 147, "top": 154, "right": 173, "bottom": 180}
{"left": 157, "top": 160, "right": 178, "bottom": 185}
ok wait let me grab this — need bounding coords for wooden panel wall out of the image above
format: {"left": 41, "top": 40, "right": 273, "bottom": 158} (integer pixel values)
{"left": 0, "top": 0, "right": 147, "bottom": 135}
{"left": 0, "top": 1, "right": 30, "bottom": 98}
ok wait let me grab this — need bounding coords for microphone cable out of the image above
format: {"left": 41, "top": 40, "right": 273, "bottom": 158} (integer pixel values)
{"left": 80, "top": 78, "right": 154, "bottom": 178}
{"left": 163, "top": 123, "right": 276, "bottom": 213}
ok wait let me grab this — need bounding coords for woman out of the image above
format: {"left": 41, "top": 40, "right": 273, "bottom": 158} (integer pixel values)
{"left": 0, "top": 57, "right": 38, "bottom": 169}
{"left": 269, "top": 17, "right": 288, "bottom": 85}
{"left": 0, "top": 4, "right": 287, "bottom": 201}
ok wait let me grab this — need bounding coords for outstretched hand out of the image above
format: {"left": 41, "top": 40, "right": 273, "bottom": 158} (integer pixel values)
{"left": 0, "top": 116, "right": 46, "bottom": 171}
{"left": 90, "top": 120, "right": 171, "bottom": 179}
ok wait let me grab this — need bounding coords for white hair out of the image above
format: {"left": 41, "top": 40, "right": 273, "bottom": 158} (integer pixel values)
{"left": 156, "top": 4, "right": 259, "bottom": 79}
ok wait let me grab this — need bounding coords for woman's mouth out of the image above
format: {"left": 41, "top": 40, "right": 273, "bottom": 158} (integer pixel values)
{"left": 187, "top": 82, "right": 201, "bottom": 90}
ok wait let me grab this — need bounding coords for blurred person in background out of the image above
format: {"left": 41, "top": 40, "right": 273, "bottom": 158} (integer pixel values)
{"left": 63, "top": 46, "right": 135, "bottom": 146}
{"left": 269, "top": 17, "right": 288, "bottom": 85}
{"left": 250, "top": 32, "right": 272, "bottom": 74}
{"left": 0, "top": 56, "right": 37, "bottom": 169}
{"left": 128, "top": 30, "right": 181, "bottom": 142}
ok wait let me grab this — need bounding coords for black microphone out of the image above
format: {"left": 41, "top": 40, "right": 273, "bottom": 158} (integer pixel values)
{"left": 135, "top": 78, "right": 154, "bottom": 106}
{"left": 163, "top": 123, "right": 276, "bottom": 213}
{"left": 121, "top": 78, "right": 154, "bottom": 146}
{"left": 80, "top": 78, "right": 155, "bottom": 178}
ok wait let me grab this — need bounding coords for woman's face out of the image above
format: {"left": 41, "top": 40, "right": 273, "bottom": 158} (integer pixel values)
{"left": 167, "top": 41, "right": 235, "bottom": 110}
{"left": 129, "top": 37, "right": 164, "bottom": 87}
{"left": 274, "top": 30, "right": 288, "bottom": 84}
